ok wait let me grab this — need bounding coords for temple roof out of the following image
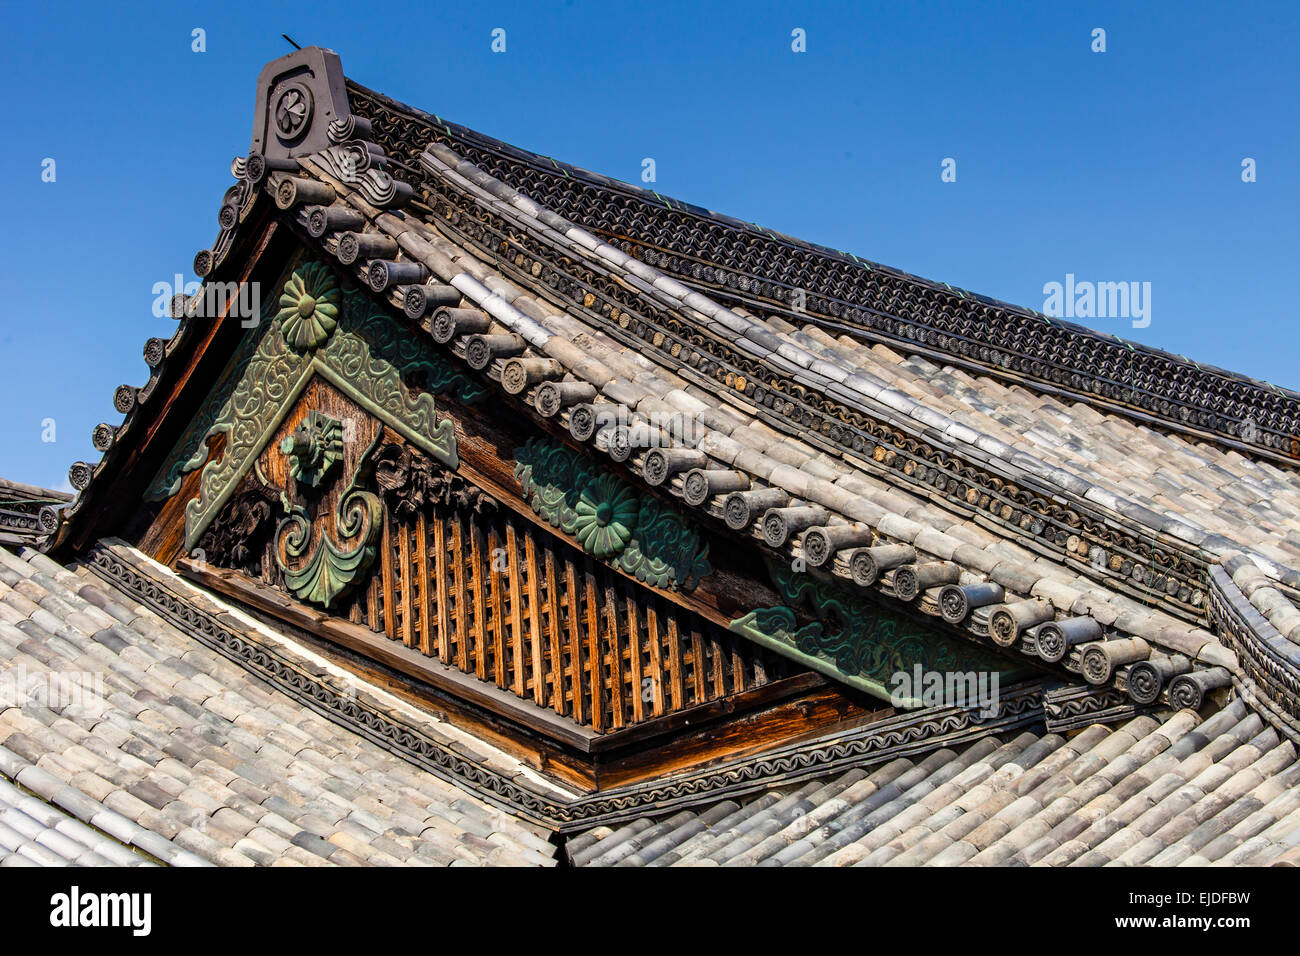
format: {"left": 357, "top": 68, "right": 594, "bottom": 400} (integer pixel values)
{"left": 569, "top": 700, "right": 1300, "bottom": 867}
{"left": 348, "top": 78, "right": 1300, "bottom": 468}
{"left": 13, "top": 48, "right": 1300, "bottom": 866}
{"left": 153, "top": 117, "right": 1252, "bottom": 704}
{"left": 0, "top": 479, "right": 69, "bottom": 549}
{"left": 0, "top": 544, "right": 558, "bottom": 866}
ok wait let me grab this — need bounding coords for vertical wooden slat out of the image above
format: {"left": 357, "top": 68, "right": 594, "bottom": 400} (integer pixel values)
{"left": 585, "top": 567, "right": 603, "bottom": 733}
{"left": 544, "top": 545, "right": 564, "bottom": 716}
{"left": 625, "top": 583, "right": 643, "bottom": 724}
{"left": 433, "top": 513, "right": 451, "bottom": 663}
{"left": 666, "top": 613, "right": 683, "bottom": 712}
{"left": 712, "top": 635, "right": 727, "bottom": 698}
{"left": 381, "top": 511, "right": 395, "bottom": 639}
{"left": 470, "top": 519, "right": 489, "bottom": 680}
{"left": 367, "top": 576, "right": 379, "bottom": 632}
{"left": 691, "top": 627, "right": 707, "bottom": 704}
{"left": 506, "top": 522, "right": 525, "bottom": 697}
{"left": 452, "top": 515, "right": 469, "bottom": 673}
{"left": 489, "top": 526, "right": 507, "bottom": 688}
{"left": 416, "top": 512, "right": 431, "bottom": 656}
{"left": 398, "top": 520, "right": 414, "bottom": 648}
{"left": 564, "top": 559, "right": 584, "bottom": 725}
{"left": 732, "top": 643, "right": 745, "bottom": 694}
{"left": 524, "top": 533, "right": 545, "bottom": 705}
{"left": 646, "top": 602, "right": 665, "bottom": 718}
{"left": 605, "top": 583, "right": 624, "bottom": 729}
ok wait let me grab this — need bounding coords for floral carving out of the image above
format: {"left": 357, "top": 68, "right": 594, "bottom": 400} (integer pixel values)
{"left": 513, "top": 437, "right": 711, "bottom": 590}
{"left": 194, "top": 482, "right": 280, "bottom": 578}
{"left": 370, "top": 441, "right": 496, "bottom": 521}
{"left": 573, "top": 475, "right": 637, "bottom": 559}
{"left": 277, "top": 261, "right": 340, "bottom": 351}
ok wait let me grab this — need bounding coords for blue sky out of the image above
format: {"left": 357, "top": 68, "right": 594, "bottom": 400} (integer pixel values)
{"left": 1, "top": 0, "right": 1295, "bottom": 490}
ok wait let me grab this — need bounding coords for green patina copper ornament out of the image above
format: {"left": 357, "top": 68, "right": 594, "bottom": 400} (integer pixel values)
{"left": 275, "top": 487, "right": 382, "bottom": 609}
{"left": 513, "top": 437, "right": 711, "bottom": 590}
{"left": 280, "top": 410, "right": 343, "bottom": 488}
{"left": 572, "top": 475, "right": 638, "bottom": 559}
{"left": 170, "top": 259, "right": 480, "bottom": 551}
{"left": 277, "top": 261, "right": 340, "bottom": 351}
{"left": 729, "top": 559, "right": 1021, "bottom": 705}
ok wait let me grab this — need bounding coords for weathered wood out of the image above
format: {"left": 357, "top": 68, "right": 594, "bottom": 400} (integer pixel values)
{"left": 626, "top": 581, "right": 644, "bottom": 724}
{"left": 604, "top": 583, "right": 624, "bottom": 729}
{"left": 416, "top": 513, "right": 431, "bottom": 655}
{"left": 690, "top": 626, "right": 707, "bottom": 706}
{"left": 381, "top": 508, "right": 396, "bottom": 638}
{"left": 666, "top": 614, "right": 684, "bottom": 711}
{"left": 399, "top": 517, "right": 414, "bottom": 648}
{"left": 585, "top": 566, "right": 603, "bottom": 732}
{"left": 524, "top": 532, "right": 545, "bottom": 705}
{"left": 506, "top": 521, "right": 525, "bottom": 696}
{"left": 433, "top": 512, "right": 451, "bottom": 661}
{"left": 543, "top": 544, "right": 564, "bottom": 716}
{"left": 564, "top": 559, "right": 584, "bottom": 724}
{"left": 489, "top": 527, "right": 507, "bottom": 687}
{"left": 452, "top": 515, "right": 469, "bottom": 671}
{"left": 646, "top": 602, "right": 665, "bottom": 718}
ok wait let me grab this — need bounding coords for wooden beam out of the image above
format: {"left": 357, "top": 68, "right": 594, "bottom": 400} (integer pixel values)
{"left": 176, "top": 556, "right": 601, "bottom": 752}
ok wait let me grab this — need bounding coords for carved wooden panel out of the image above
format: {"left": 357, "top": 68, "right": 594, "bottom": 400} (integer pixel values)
{"left": 194, "top": 415, "right": 796, "bottom": 735}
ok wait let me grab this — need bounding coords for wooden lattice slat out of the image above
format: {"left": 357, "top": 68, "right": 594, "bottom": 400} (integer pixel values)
{"left": 352, "top": 500, "right": 797, "bottom": 734}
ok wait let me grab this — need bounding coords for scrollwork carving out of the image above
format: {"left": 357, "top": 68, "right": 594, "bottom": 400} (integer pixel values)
{"left": 274, "top": 486, "right": 381, "bottom": 609}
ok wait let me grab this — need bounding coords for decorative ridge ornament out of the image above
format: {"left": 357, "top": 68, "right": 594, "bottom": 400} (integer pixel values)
{"left": 513, "top": 437, "right": 711, "bottom": 590}
{"left": 277, "top": 261, "right": 340, "bottom": 351}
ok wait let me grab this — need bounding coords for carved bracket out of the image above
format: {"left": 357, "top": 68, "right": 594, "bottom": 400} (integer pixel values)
{"left": 372, "top": 439, "right": 496, "bottom": 521}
